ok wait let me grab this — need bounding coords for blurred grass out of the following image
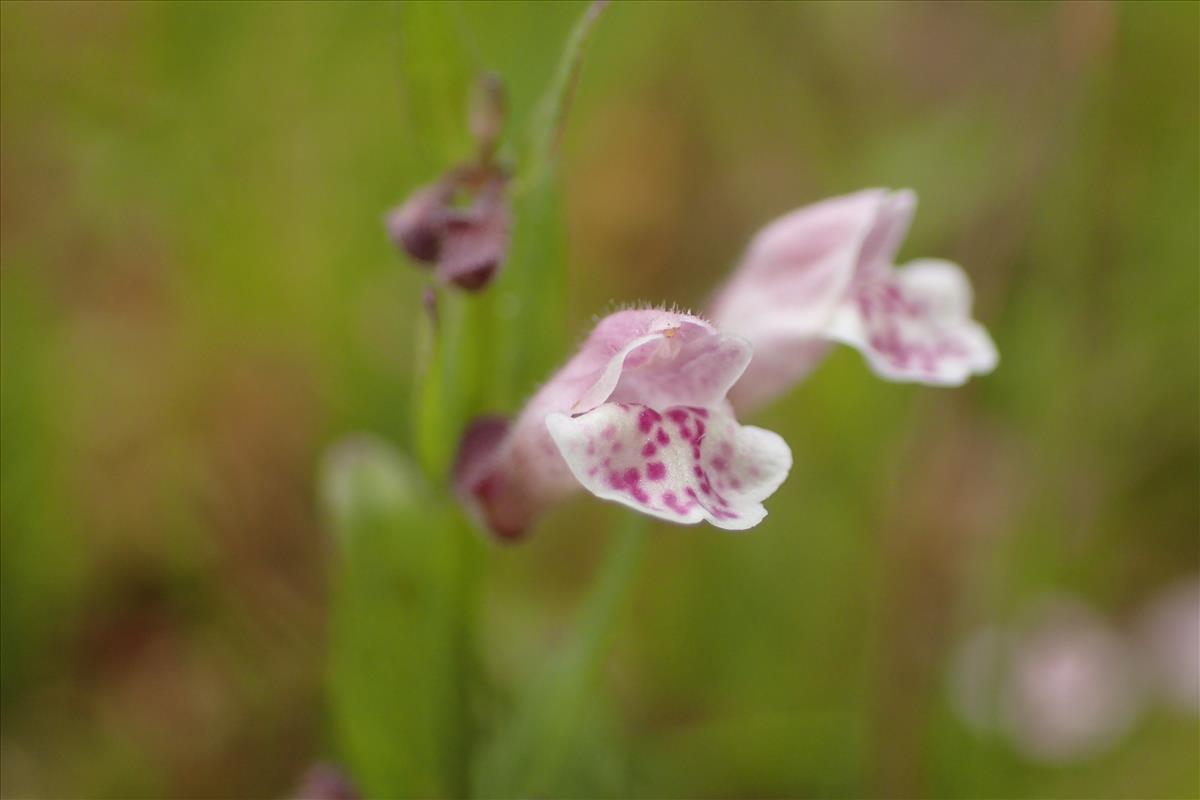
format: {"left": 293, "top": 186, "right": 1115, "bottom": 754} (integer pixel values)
{"left": 1, "top": 1, "right": 1197, "bottom": 798}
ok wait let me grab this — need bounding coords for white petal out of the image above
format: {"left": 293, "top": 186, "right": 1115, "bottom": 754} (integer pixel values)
{"left": 545, "top": 402, "right": 791, "bottom": 531}
{"left": 824, "top": 259, "right": 998, "bottom": 386}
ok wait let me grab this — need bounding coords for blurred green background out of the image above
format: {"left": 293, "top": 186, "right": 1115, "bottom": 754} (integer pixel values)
{"left": 1, "top": 1, "right": 1197, "bottom": 798}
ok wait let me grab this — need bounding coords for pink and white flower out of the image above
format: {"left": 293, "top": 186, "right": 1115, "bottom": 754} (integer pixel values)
{"left": 454, "top": 309, "right": 792, "bottom": 540}
{"left": 709, "top": 189, "right": 998, "bottom": 412}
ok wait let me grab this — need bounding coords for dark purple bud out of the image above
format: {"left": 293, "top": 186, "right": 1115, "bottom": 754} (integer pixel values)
{"left": 435, "top": 176, "right": 510, "bottom": 293}
{"left": 385, "top": 166, "right": 510, "bottom": 292}
{"left": 385, "top": 182, "right": 450, "bottom": 264}
{"left": 452, "top": 415, "right": 528, "bottom": 542}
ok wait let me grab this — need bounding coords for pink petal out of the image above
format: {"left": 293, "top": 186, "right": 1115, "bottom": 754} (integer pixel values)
{"left": 568, "top": 332, "right": 674, "bottom": 414}
{"left": 857, "top": 188, "right": 916, "bottom": 275}
{"left": 545, "top": 402, "right": 791, "bottom": 531}
{"left": 710, "top": 189, "right": 912, "bottom": 411}
{"left": 824, "top": 259, "right": 998, "bottom": 385}
{"left": 550, "top": 309, "right": 751, "bottom": 416}
{"left": 608, "top": 324, "right": 752, "bottom": 411}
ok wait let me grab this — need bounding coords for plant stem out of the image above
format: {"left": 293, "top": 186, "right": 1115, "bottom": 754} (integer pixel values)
{"left": 525, "top": 0, "right": 610, "bottom": 187}
{"left": 476, "top": 511, "right": 650, "bottom": 797}
{"left": 448, "top": 512, "right": 484, "bottom": 799}
{"left": 566, "top": 511, "right": 649, "bottom": 686}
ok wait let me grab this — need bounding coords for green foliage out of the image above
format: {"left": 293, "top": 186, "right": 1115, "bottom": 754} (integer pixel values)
{"left": 474, "top": 514, "right": 647, "bottom": 798}
{"left": 321, "top": 437, "right": 460, "bottom": 796}
{"left": 0, "top": 2, "right": 1197, "bottom": 799}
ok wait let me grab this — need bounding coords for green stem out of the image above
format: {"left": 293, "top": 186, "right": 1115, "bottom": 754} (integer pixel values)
{"left": 529, "top": 512, "right": 649, "bottom": 789}
{"left": 564, "top": 511, "right": 649, "bottom": 683}
{"left": 490, "top": 1, "right": 610, "bottom": 406}
{"left": 475, "top": 512, "right": 650, "bottom": 797}
{"left": 448, "top": 512, "right": 484, "bottom": 799}
{"left": 524, "top": 0, "right": 610, "bottom": 188}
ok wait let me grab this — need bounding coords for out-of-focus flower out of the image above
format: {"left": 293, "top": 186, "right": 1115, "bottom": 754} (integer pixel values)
{"left": 385, "top": 73, "right": 512, "bottom": 292}
{"left": 385, "top": 166, "right": 511, "bottom": 292}
{"left": 291, "top": 763, "right": 360, "bottom": 800}
{"left": 709, "top": 189, "right": 998, "bottom": 412}
{"left": 454, "top": 308, "right": 792, "bottom": 540}
{"left": 949, "top": 600, "right": 1144, "bottom": 764}
{"left": 1137, "top": 575, "right": 1200, "bottom": 714}
{"left": 1001, "top": 602, "right": 1143, "bottom": 762}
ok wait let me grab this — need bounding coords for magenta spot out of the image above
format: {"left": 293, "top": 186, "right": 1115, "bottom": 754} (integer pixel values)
{"left": 637, "top": 408, "right": 661, "bottom": 433}
{"left": 667, "top": 408, "right": 689, "bottom": 424}
{"left": 662, "top": 491, "right": 693, "bottom": 516}
{"left": 694, "top": 420, "right": 706, "bottom": 440}
{"left": 641, "top": 442, "right": 657, "bottom": 457}
{"left": 679, "top": 425, "right": 692, "bottom": 441}
{"left": 691, "top": 445, "right": 701, "bottom": 460}
{"left": 601, "top": 424, "right": 617, "bottom": 440}
{"left": 692, "top": 465, "right": 704, "bottom": 478}
{"left": 610, "top": 441, "right": 622, "bottom": 453}
{"left": 646, "top": 461, "right": 667, "bottom": 481}
{"left": 607, "top": 472, "right": 623, "bottom": 490}
{"left": 858, "top": 294, "right": 876, "bottom": 320}
{"left": 688, "top": 407, "right": 709, "bottom": 418}
{"left": 711, "top": 457, "right": 728, "bottom": 472}
{"left": 623, "top": 467, "right": 640, "bottom": 485}
{"left": 656, "top": 428, "right": 670, "bottom": 446}
{"left": 631, "top": 486, "right": 650, "bottom": 504}
{"left": 684, "top": 487, "right": 699, "bottom": 501}
{"left": 730, "top": 478, "right": 742, "bottom": 490}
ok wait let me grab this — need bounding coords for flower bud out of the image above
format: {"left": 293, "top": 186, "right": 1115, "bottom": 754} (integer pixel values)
{"left": 385, "top": 181, "right": 451, "bottom": 264}
{"left": 437, "top": 174, "right": 510, "bottom": 292}
{"left": 385, "top": 170, "right": 510, "bottom": 293}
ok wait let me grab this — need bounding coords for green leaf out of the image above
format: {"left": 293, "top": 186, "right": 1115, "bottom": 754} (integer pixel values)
{"left": 321, "top": 435, "right": 466, "bottom": 798}
{"left": 397, "top": 1, "right": 475, "bottom": 169}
